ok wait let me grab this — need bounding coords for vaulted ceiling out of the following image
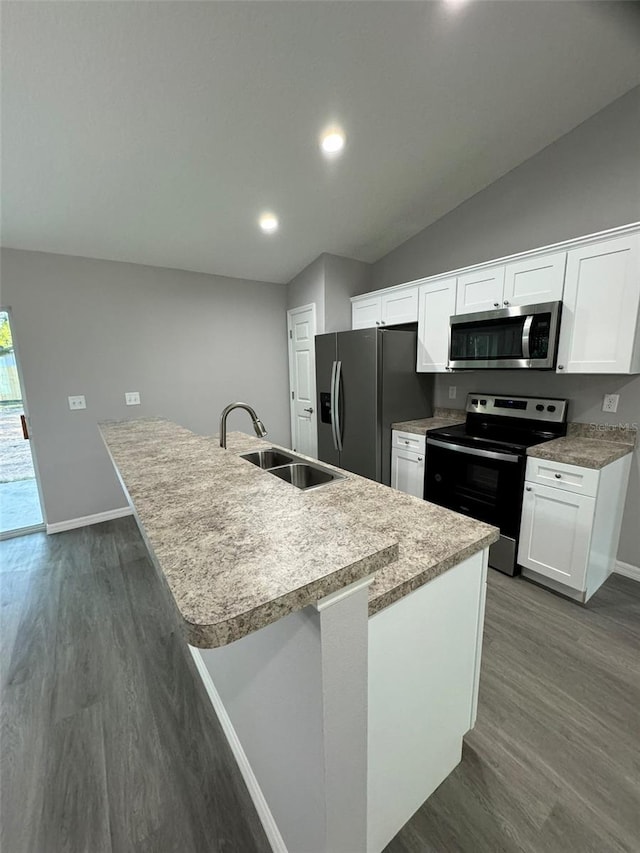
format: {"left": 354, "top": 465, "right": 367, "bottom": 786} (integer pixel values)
{"left": 2, "top": 1, "right": 639, "bottom": 283}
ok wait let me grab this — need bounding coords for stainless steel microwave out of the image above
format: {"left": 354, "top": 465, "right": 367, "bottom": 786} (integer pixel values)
{"left": 448, "top": 301, "right": 562, "bottom": 370}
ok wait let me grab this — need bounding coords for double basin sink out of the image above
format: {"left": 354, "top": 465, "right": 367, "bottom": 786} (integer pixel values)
{"left": 240, "top": 448, "right": 346, "bottom": 491}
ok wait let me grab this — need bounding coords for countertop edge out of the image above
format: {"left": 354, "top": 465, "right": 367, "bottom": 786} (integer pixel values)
{"left": 184, "top": 542, "right": 400, "bottom": 648}
{"left": 367, "top": 530, "right": 499, "bottom": 616}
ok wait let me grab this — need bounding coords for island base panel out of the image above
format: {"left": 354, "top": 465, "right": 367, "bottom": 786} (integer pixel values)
{"left": 194, "top": 577, "right": 372, "bottom": 853}
{"left": 367, "top": 550, "right": 488, "bottom": 853}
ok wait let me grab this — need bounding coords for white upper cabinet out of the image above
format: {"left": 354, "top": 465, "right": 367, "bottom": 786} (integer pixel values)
{"left": 503, "top": 251, "right": 566, "bottom": 307}
{"left": 556, "top": 233, "right": 640, "bottom": 374}
{"left": 455, "top": 265, "right": 505, "bottom": 315}
{"left": 352, "top": 294, "right": 382, "bottom": 330}
{"left": 352, "top": 285, "right": 418, "bottom": 329}
{"left": 416, "top": 277, "right": 457, "bottom": 373}
{"left": 456, "top": 253, "right": 566, "bottom": 315}
{"left": 381, "top": 286, "right": 419, "bottom": 326}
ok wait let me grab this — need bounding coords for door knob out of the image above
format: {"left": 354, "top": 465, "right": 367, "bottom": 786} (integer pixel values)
{"left": 303, "top": 407, "right": 314, "bottom": 414}
{"left": 418, "top": 456, "right": 423, "bottom": 462}
{"left": 503, "top": 300, "right": 510, "bottom": 306}
{"left": 493, "top": 302, "right": 500, "bottom": 307}
{"left": 526, "top": 486, "right": 532, "bottom": 491}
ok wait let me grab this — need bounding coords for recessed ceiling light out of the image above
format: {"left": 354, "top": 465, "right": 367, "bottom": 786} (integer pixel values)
{"left": 320, "top": 127, "right": 345, "bottom": 157}
{"left": 259, "top": 212, "right": 279, "bottom": 234}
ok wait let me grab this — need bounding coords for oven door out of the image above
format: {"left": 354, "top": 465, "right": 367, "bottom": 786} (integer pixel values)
{"left": 424, "top": 438, "right": 525, "bottom": 574}
{"left": 448, "top": 301, "right": 561, "bottom": 369}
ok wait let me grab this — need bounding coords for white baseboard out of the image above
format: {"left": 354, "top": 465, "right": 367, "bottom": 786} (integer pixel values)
{"left": 46, "top": 506, "right": 133, "bottom": 534}
{"left": 188, "top": 646, "right": 287, "bottom": 853}
{"left": 613, "top": 560, "right": 640, "bottom": 583}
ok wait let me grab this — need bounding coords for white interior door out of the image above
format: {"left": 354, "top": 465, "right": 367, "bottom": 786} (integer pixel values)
{"left": 287, "top": 304, "right": 318, "bottom": 458}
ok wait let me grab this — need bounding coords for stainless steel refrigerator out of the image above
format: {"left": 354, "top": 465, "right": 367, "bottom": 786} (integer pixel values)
{"left": 315, "top": 328, "right": 433, "bottom": 485}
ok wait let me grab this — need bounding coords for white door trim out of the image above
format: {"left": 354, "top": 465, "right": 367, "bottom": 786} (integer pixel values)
{"left": 287, "top": 303, "right": 317, "bottom": 456}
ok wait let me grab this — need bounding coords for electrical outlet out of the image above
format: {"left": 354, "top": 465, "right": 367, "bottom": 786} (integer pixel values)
{"left": 449, "top": 385, "right": 457, "bottom": 400}
{"left": 68, "top": 395, "right": 86, "bottom": 410}
{"left": 125, "top": 391, "right": 141, "bottom": 406}
{"left": 602, "top": 393, "right": 620, "bottom": 413}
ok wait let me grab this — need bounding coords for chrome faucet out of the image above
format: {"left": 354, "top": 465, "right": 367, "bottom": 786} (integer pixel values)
{"left": 219, "top": 402, "right": 267, "bottom": 448}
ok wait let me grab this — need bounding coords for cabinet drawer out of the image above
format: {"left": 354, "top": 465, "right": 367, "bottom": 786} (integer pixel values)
{"left": 525, "top": 457, "right": 599, "bottom": 497}
{"left": 392, "top": 430, "right": 426, "bottom": 453}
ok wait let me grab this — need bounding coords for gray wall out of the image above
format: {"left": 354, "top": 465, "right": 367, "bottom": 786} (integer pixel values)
{"left": 323, "top": 254, "right": 371, "bottom": 333}
{"left": 287, "top": 253, "right": 372, "bottom": 335}
{"left": 287, "top": 255, "right": 326, "bottom": 333}
{"left": 372, "top": 86, "right": 640, "bottom": 290}
{"left": 370, "top": 87, "right": 640, "bottom": 567}
{"left": 0, "top": 248, "right": 289, "bottom": 525}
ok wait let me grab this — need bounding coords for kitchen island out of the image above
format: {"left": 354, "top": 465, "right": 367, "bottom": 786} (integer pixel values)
{"left": 100, "top": 418, "right": 498, "bottom": 853}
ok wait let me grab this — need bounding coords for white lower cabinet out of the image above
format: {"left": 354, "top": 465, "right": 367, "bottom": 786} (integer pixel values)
{"left": 518, "top": 454, "right": 632, "bottom": 601}
{"left": 391, "top": 431, "right": 425, "bottom": 499}
{"left": 519, "top": 483, "right": 595, "bottom": 592}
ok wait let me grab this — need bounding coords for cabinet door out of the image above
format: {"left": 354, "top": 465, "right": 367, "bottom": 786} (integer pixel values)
{"left": 381, "top": 286, "right": 418, "bottom": 325}
{"left": 352, "top": 295, "right": 382, "bottom": 330}
{"left": 417, "top": 278, "right": 457, "bottom": 372}
{"left": 503, "top": 251, "right": 566, "bottom": 307}
{"left": 518, "top": 482, "right": 595, "bottom": 591}
{"left": 455, "top": 266, "right": 505, "bottom": 315}
{"left": 556, "top": 233, "right": 640, "bottom": 374}
{"left": 391, "top": 447, "right": 425, "bottom": 499}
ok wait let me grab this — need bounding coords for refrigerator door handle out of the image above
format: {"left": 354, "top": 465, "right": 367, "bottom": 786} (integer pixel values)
{"left": 334, "top": 360, "right": 343, "bottom": 452}
{"left": 330, "top": 360, "right": 339, "bottom": 451}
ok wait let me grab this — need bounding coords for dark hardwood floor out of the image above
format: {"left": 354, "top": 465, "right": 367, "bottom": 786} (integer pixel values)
{"left": 0, "top": 518, "right": 271, "bottom": 853}
{"left": 1, "top": 517, "right": 639, "bottom": 852}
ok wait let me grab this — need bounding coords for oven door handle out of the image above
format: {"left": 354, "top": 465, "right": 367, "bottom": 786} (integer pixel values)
{"left": 521, "top": 314, "right": 533, "bottom": 361}
{"left": 427, "top": 437, "right": 520, "bottom": 464}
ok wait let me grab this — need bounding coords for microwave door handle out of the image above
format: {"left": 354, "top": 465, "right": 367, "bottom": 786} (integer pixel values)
{"left": 330, "top": 360, "right": 339, "bottom": 451}
{"left": 334, "top": 360, "right": 343, "bottom": 452}
{"left": 522, "top": 314, "right": 533, "bottom": 361}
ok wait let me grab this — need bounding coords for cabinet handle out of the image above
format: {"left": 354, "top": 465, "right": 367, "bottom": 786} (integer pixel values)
{"left": 493, "top": 302, "right": 500, "bottom": 308}
{"left": 404, "top": 440, "right": 410, "bottom": 445}
{"left": 375, "top": 321, "right": 380, "bottom": 326}
{"left": 380, "top": 320, "right": 386, "bottom": 325}
{"left": 503, "top": 300, "right": 510, "bottom": 306}
{"left": 418, "top": 456, "right": 423, "bottom": 461}
{"left": 555, "top": 473, "right": 561, "bottom": 479}
{"left": 526, "top": 486, "right": 532, "bottom": 491}
{"left": 558, "top": 365, "right": 564, "bottom": 370}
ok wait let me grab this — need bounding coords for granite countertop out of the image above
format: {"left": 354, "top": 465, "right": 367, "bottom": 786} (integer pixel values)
{"left": 528, "top": 422, "right": 636, "bottom": 469}
{"left": 527, "top": 436, "right": 635, "bottom": 469}
{"left": 392, "top": 407, "right": 464, "bottom": 436}
{"left": 100, "top": 418, "right": 498, "bottom": 648}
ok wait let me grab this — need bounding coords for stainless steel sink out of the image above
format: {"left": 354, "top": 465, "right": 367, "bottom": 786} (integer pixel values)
{"left": 269, "top": 462, "right": 346, "bottom": 491}
{"left": 240, "top": 448, "right": 297, "bottom": 469}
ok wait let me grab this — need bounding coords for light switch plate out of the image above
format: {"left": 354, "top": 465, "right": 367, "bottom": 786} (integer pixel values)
{"left": 125, "top": 391, "right": 141, "bottom": 406}
{"left": 449, "top": 385, "right": 457, "bottom": 400}
{"left": 68, "top": 395, "right": 86, "bottom": 410}
{"left": 602, "top": 393, "right": 619, "bottom": 413}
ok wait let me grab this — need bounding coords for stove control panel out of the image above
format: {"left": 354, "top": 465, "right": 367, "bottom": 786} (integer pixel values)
{"left": 465, "top": 394, "right": 567, "bottom": 423}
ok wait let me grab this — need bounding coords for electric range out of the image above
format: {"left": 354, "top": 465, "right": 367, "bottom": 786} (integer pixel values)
{"left": 424, "top": 393, "right": 568, "bottom": 575}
